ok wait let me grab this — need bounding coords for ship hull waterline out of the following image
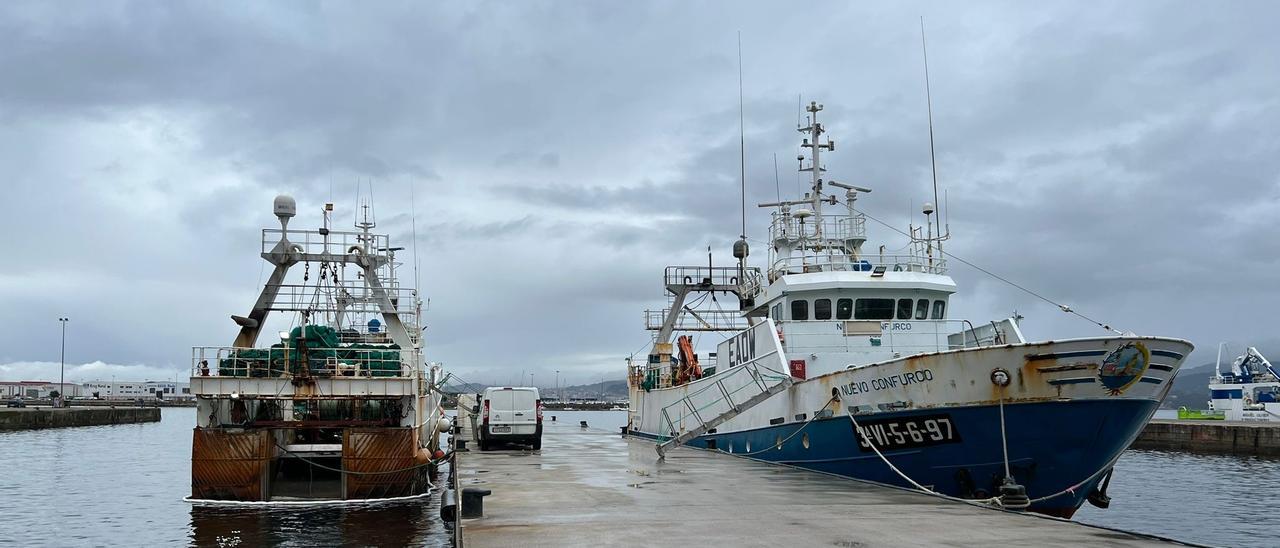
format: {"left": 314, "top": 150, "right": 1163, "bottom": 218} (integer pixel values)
{"left": 629, "top": 327, "right": 1190, "bottom": 518}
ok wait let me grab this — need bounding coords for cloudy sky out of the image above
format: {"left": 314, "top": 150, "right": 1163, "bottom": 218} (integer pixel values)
{"left": 1, "top": 1, "right": 1277, "bottom": 386}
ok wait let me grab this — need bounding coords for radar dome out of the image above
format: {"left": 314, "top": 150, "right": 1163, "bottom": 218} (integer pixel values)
{"left": 274, "top": 195, "right": 297, "bottom": 218}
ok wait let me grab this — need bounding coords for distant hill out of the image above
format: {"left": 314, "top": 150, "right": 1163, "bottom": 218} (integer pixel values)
{"left": 1161, "top": 362, "right": 1216, "bottom": 410}
{"left": 541, "top": 379, "right": 628, "bottom": 400}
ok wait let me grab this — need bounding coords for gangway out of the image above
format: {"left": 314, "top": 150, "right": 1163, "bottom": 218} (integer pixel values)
{"left": 655, "top": 356, "right": 793, "bottom": 459}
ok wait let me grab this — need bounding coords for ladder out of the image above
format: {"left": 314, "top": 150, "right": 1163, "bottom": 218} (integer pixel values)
{"left": 655, "top": 358, "right": 793, "bottom": 459}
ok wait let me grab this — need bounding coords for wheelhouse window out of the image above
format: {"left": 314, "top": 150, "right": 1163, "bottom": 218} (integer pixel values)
{"left": 771, "top": 303, "right": 782, "bottom": 320}
{"left": 814, "top": 299, "right": 832, "bottom": 320}
{"left": 791, "top": 299, "right": 809, "bottom": 321}
{"left": 855, "top": 298, "right": 895, "bottom": 320}
{"left": 932, "top": 300, "right": 946, "bottom": 319}
{"left": 896, "top": 298, "right": 913, "bottom": 320}
{"left": 836, "top": 298, "right": 853, "bottom": 320}
{"left": 915, "top": 299, "right": 930, "bottom": 320}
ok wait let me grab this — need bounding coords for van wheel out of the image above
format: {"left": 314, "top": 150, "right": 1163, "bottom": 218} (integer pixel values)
{"left": 532, "top": 438, "right": 541, "bottom": 450}
{"left": 479, "top": 439, "right": 489, "bottom": 451}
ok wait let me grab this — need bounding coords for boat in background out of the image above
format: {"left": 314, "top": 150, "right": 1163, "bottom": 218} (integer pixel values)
{"left": 626, "top": 101, "right": 1193, "bottom": 518}
{"left": 1196, "top": 344, "right": 1280, "bottom": 422}
{"left": 189, "top": 194, "right": 448, "bottom": 502}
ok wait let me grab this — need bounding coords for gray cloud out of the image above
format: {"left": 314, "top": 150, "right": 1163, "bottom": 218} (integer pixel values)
{"left": 2, "top": 1, "right": 1278, "bottom": 386}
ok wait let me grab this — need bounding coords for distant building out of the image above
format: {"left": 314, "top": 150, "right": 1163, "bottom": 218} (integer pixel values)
{"left": 79, "top": 380, "right": 193, "bottom": 401}
{"left": 0, "top": 381, "right": 83, "bottom": 399}
{"left": 0, "top": 380, "right": 191, "bottom": 401}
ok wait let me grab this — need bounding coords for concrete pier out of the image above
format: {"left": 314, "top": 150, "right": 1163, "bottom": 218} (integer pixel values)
{"left": 454, "top": 420, "right": 1190, "bottom": 547}
{"left": 0, "top": 407, "right": 161, "bottom": 431}
{"left": 1134, "top": 418, "right": 1280, "bottom": 457}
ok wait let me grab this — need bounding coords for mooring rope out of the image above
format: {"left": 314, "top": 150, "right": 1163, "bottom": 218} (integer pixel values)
{"left": 846, "top": 413, "right": 1004, "bottom": 508}
{"left": 734, "top": 396, "right": 837, "bottom": 456}
{"left": 997, "top": 393, "right": 1012, "bottom": 480}
{"left": 857, "top": 209, "right": 1122, "bottom": 334}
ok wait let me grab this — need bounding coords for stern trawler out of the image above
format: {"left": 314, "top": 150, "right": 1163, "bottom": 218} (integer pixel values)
{"left": 626, "top": 101, "right": 1193, "bottom": 518}
{"left": 189, "top": 194, "right": 448, "bottom": 502}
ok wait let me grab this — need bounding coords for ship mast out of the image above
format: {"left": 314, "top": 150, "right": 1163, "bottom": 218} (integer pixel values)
{"left": 798, "top": 101, "right": 832, "bottom": 243}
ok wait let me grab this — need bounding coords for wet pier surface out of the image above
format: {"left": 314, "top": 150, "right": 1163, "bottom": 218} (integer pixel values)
{"left": 455, "top": 420, "right": 1189, "bottom": 547}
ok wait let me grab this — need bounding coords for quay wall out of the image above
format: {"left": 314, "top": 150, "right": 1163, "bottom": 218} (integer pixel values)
{"left": 1133, "top": 419, "right": 1280, "bottom": 457}
{"left": 0, "top": 407, "right": 161, "bottom": 431}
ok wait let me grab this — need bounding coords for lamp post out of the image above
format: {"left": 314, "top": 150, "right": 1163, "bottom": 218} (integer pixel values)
{"left": 58, "top": 317, "right": 69, "bottom": 407}
{"left": 555, "top": 370, "right": 560, "bottom": 402}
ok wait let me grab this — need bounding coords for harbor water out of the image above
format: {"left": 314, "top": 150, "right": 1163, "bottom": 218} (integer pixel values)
{"left": 1, "top": 408, "right": 1275, "bottom": 547}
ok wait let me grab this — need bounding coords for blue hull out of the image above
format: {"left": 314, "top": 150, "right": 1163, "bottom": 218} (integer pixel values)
{"left": 634, "top": 398, "right": 1155, "bottom": 517}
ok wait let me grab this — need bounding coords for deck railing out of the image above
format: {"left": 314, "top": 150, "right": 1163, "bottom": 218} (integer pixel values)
{"left": 777, "top": 318, "right": 1021, "bottom": 356}
{"left": 770, "top": 253, "right": 947, "bottom": 276}
{"left": 262, "top": 228, "right": 391, "bottom": 258}
{"left": 767, "top": 213, "right": 866, "bottom": 244}
{"left": 191, "top": 346, "right": 417, "bottom": 379}
{"left": 644, "top": 308, "right": 748, "bottom": 331}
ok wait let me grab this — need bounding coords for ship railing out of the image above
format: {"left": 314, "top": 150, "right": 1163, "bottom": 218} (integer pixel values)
{"left": 778, "top": 318, "right": 1021, "bottom": 356}
{"left": 644, "top": 308, "right": 748, "bottom": 331}
{"left": 262, "top": 228, "right": 392, "bottom": 259}
{"left": 768, "top": 213, "right": 866, "bottom": 243}
{"left": 770, "top": 253, "right": 947, "bottom": 276}
{"left": 191, "top": 346, "right": 417, "bottom": 379}
{"left": 664, "top": 266, "right": 761, "bottom": 289}
{"left": 261, "top": 283, "right": 417, "bottom": 315}
{"left": 657, "top": 352, "right": 790, "bottom": 439}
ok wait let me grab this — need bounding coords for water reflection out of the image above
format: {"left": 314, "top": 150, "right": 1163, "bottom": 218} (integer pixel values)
{"left": 189, "top": 500, "right": 450, "bottom": 547}
{"left": 1074, "top": 448, "right": 1280, "bottom": 548}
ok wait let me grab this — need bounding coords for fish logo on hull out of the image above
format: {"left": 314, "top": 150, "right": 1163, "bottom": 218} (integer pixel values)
{"left": 1098, "top": 342, "right": 1150, "bottom": 395}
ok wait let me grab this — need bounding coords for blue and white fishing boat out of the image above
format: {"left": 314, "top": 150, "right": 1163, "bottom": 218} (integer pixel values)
{"left": 626, "top": 101, "right": 1192, "bottom": 517}
{"left": 1203, "top": 345, "right": 1280, "bottom": 422}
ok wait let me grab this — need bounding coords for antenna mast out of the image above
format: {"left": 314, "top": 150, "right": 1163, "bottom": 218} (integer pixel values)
{"left": 920, "top": 17, "right": 944, "bottom": 256}
{"left": 737, "top": 31, "right": 747, "bottom": 243}
{"left": 732, "top": 32, "right": 750, "bottom": 284}
{"left": 799, "top": 101, "right": 832, "bottom": 244}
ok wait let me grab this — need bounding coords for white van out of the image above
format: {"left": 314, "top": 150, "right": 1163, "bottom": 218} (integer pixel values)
{"left": 477, "top": 387, "right": 542, "bottom": 450}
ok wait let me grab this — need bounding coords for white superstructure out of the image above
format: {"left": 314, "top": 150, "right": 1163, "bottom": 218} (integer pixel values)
{"left": 1208, "top": 344, "right": 1280, "bottom": 422}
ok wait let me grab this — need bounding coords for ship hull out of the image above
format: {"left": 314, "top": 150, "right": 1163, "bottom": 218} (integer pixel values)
{"left": 631, "top": 397, "right": 1155, "bottom": 517}
{"left": 629, "top": 321, "right": 1190, "bottom": 518}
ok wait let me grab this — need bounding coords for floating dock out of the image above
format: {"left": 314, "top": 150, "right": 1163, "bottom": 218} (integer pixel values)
{"left": 453, "top": 419, "right": 1191, "bottom": 547}
{"left": 1134, "top": 418, "right": 1280, "bottom": 456}
{"left": 0, "top": 406, "right": 161, "bottom": 431}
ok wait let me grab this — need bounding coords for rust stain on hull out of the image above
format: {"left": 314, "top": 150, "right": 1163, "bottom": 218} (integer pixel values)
{"left": 343, "top": 427, "right": 427, "bottom": 499}
{"left": 191, "top": 428, "right": 271, "bottom": 501}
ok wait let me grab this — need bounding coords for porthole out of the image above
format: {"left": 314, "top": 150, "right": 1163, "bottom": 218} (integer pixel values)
{"left": 802, "top": 433, "right": 810, "bottom": 449}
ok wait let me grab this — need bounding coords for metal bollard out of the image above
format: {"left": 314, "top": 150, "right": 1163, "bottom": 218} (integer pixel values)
{"left": 579, "top": 420, "right": 588, "bottom": 428}
{"left": 461, "top": 488, "right": 492, "bottom": 518}
{"left": 440, "top": 489, "right": 458, "bottom": 522}
{"left": 454, "top": 437, "right": 469, "bottom": 452}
